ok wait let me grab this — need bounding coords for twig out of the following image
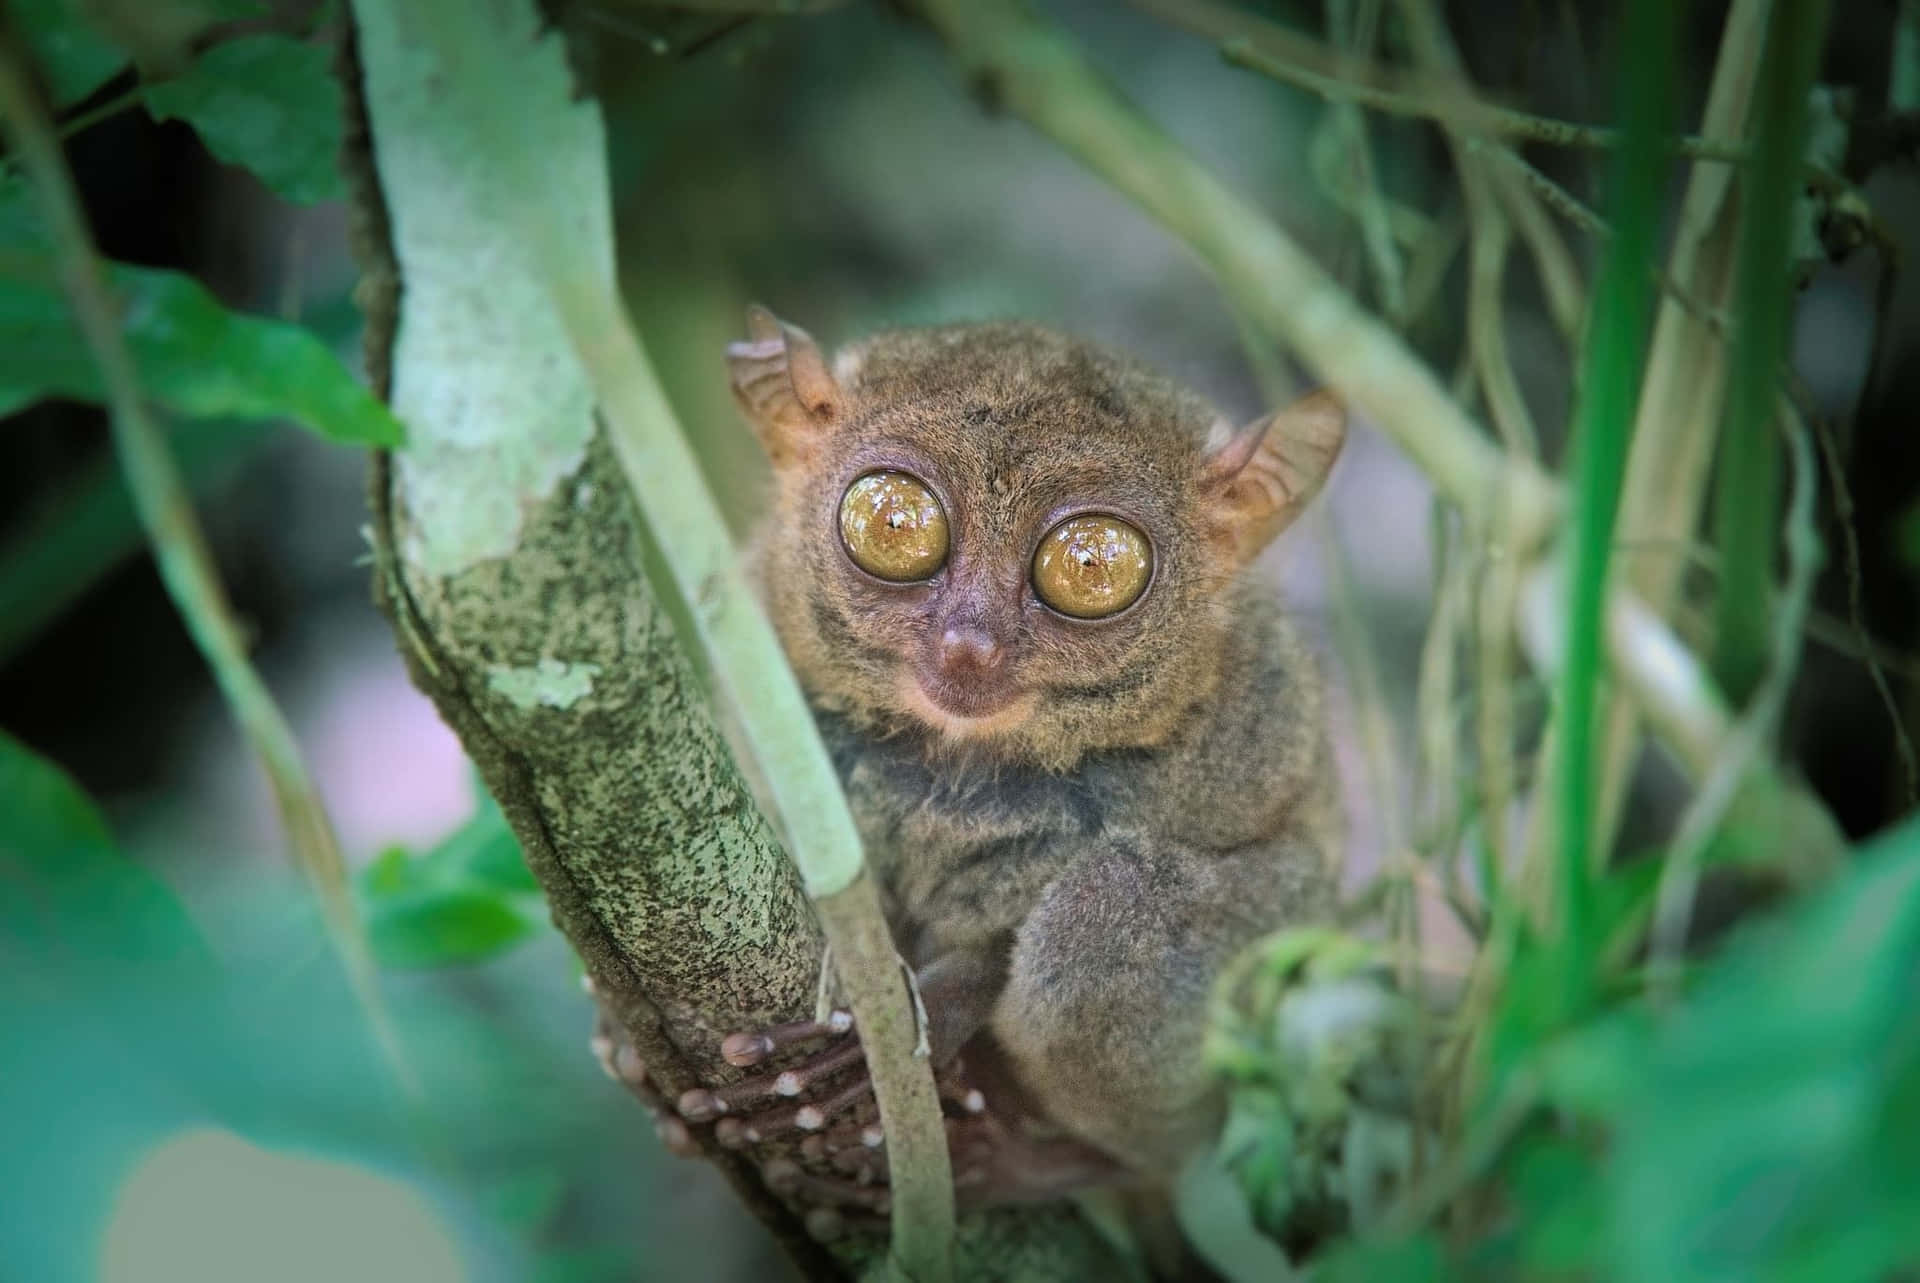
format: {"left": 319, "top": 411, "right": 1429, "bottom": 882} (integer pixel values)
{"left": 1415, "top": 506, "right": 1466, "bottom": 855}
{"left": 56, "top": 84, "right": 142, "bottom": 139}
{"left": 1321, "top": 506, "right": 1409, "bottom": 935}
{"left": 0, "top": 14, "right": 406, "bottom": 1082}
{"left": 1471, "top": 503, "right": 1523, "bottom": 889}
{"left": 1649, "top": 415, "right": 1824, "bottom": 984}
{"left": 1711, "top": 0, "right": 1833, "bottom": 705}
{"left": 1794, "top": 385, "right": 1918, "bottom": 803}
{"left": 1324, "top": 0, "right": 1405, "bottom": 320}
{"left": 380, "top": 3, "right": 953, "bottom": 1273}
{"left": 1398, "top": 200, "right": 1466, "bottom": 328}
{"left": 1480, "top": 144, "right": 1730, "bottom": 337}
{"left": 1217, "top": 31, "right": 1748, "bottom": 163}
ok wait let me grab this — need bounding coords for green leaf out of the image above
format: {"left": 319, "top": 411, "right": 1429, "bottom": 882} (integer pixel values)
{"left": 14, "top": 0, "right": 127, "bottom": 108}
{"left": 436, "top": 795, "right": 537, "bottom": 893}
{"left": 1540, "top": 817, "right": 1920, "bottom": 1283}
{"left": 367, "top": 887, "right": 535, "bottom": 970}
{"left": 144, "top": 34, "right": 345, "bottom": 205}
{"left": 0, "top": 728, "right": 211, "bottom": 970}
{"left": 0, "top": 180, "right": 403, "bottom": 446}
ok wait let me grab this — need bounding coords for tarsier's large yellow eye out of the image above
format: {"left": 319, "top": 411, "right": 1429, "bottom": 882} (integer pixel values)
{"left": 1032, "top": 515, "right": 1153, "bottom": 619}
{"left": 839, "top": 471, "right": 950, "bottom": 582}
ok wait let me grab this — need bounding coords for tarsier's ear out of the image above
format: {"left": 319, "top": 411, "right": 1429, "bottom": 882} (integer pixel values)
{"left": 726, "top": 304, "right": 844, "bottom": 467}
{"left": 1200, "top": 389, "right": 1347, "bottom": 563}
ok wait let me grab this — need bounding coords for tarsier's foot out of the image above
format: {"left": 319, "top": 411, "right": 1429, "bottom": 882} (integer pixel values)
{"left": 677, "top": 1010, "right": 1130, "bottom": 1239}
{"left": 676, "top": 1009, "right": 983, "bottom": 1146}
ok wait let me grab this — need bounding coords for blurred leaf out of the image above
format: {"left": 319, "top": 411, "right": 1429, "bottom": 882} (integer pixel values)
{"left": 359, "top": 793, "right": 541, "bottom": 969}
{"left": 0, "top": 727, "right": 211, "bottom": 971}
{"left": 443, "top": 796, "right": 539, "bottom": 893}
{"left": 1176, "top": 1143, "right": 1304, "bottom": 1283}
{"left": 15, "top": 0, "right": 126, "bottom": 107}
{"left": 144, "top": 34, "right": 345, "bottom": 204}
{"left": 367, "top": 886, "right": 534, "bottom": 970}
{"left": 1315, "top": 1234, "right": 1453, "bottom": 1283}
{"left": 483, "top": 1167, "right": 568, "bottom": 1236}
{"left": 1535, "top": 814, "right": 1920, "bottom": 1283}
{"left": 1499, "top": 1131, "right": 1603, "bottom": 1276}
{"left": 0, "top": 179, "right": 402, "bottom": 445}
{"left": 0, "top": 731, "right": 218, "bottom": 1281}
{"left": 363, "top": 844, "right": 420, "bottom": 897}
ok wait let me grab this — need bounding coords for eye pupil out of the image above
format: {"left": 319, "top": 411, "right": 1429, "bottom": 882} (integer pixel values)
{"left": 1032, "top": 515, "right": 1152, "bottom": 619}
{"left": 839, "top": 471, "right": 949, "bottom": 582}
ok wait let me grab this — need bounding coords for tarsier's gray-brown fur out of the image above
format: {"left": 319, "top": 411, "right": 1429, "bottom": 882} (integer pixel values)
{"left": 728, "top": 308, "right": 1345, "bottom": 1190}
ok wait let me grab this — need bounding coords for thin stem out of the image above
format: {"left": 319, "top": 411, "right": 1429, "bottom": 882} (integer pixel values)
{"left": 1218, "top": 32, "right": 1747, "bottom": 163}
{"left": 1712, "top": 0, "right": 1833, "bottom": 705}
{"left": 1794, "top": 383, "right": 1919, "bottom": 803}
{"left": 1552, "top": 0, "right": 1674, "bottom": 1008}
{"left": 1651, "top": 414, "right": 1823, "bottom": 984}
{"left": 0, "top": 16, "right": 404, "bottom": 1079}
{"left": 1325, "top": 0, "right": 1405, "bottom": 320}
{"left": 57, "top": 84, "right": 142, "bottom": 139}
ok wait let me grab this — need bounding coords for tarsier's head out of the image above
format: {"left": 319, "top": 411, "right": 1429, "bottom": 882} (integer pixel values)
{"left": 730, "top": 307, "right": 1345, "bottom": 771}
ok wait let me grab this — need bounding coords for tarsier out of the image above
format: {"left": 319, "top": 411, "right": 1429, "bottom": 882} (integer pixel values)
{"left": 601, "top": 308, "right": 1346, "bottom": 1241}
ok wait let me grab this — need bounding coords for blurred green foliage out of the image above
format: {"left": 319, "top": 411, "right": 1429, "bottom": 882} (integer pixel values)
{"left": 0, "top": 729, "right": 760, "bottom": 1282}
{"left": 1223, "top": 814, "right": 1920, "bottom": 1283}
{"left": 0, "top": 177, "right": 400, "bottom": 443}
{"left": 360, "top": 793, "right": 544, "bottom": 971}
{"left": 143, "top": 34, "right": 345, "bottom": 204}
{"left": 14, "top": 0, "right": 125, "bottom": 105}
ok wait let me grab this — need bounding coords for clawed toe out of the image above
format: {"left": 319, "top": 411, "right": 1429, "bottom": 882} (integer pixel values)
{"left": 719, "top": 1010, "right": 853, "bottom": 1068}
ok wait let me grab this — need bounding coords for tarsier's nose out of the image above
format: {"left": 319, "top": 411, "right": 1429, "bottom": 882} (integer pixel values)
{"left": 935, "top": 625, "right": 1006, "bottom": 678}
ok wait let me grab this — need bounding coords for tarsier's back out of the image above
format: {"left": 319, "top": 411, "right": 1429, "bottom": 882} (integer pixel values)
{"left": 702, "top": 307, "right": 1345, "bottom": 1224}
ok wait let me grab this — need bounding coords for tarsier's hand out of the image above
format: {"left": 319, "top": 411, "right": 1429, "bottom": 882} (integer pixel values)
{"left": 594, "top": 958, "right": 1126, "bottom": 1240}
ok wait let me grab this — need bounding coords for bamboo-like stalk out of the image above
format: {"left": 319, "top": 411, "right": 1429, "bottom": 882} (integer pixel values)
{"left": 1711, "top": 0, "right": 1832, "bottom": 705}
{"left": 1652, "top": 414, "right": 1822, "bottom": 981}
{"left": 1545, "top": 0, "right": 1674, "bottom": 996}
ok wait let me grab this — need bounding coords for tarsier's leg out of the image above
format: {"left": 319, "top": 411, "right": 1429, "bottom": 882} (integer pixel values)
{"left": 991, "top": 838, "right": 1330, "bottom": 1171}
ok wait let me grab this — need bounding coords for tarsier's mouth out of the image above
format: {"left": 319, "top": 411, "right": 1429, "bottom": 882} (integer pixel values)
{"left": 895, "top": 671, "right": 1038, "bottom": 738}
